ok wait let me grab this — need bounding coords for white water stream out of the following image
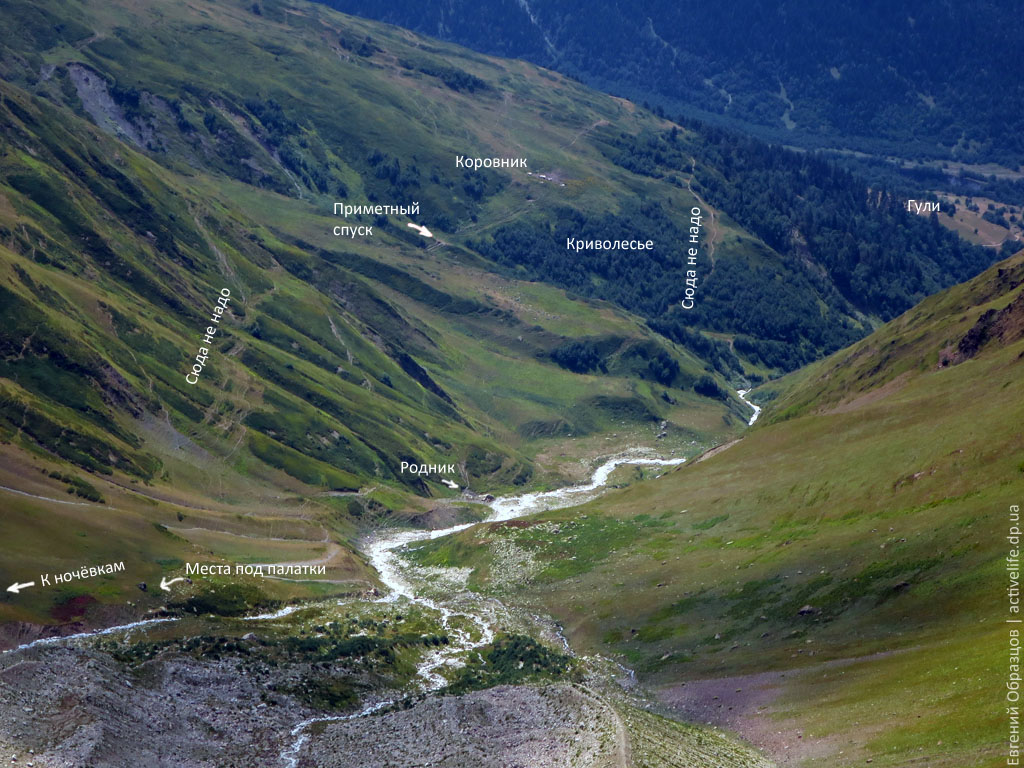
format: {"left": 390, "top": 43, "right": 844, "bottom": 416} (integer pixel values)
{"left": 3, "top": 452, "right": 693, "bottom": 766}
{"left": 364, "top": 452, "right": 687, "bottom": 673}
{"left": 284, "top": 452, "right": 685, "bottom": 765}
{"left": 737, "top": 388, "right": 762, "bottom": 425}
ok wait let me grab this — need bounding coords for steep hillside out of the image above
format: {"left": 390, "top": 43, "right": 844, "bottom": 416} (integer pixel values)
{"left": 0, "top": 0, "right": 749, "bottom": 633}
{"left": 407, "top": 250, "right": 1024, "bottom": 767}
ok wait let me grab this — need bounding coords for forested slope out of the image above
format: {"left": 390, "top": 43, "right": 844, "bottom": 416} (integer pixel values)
{"left": 324, "top": 0, "right": 1024, "bottom": 166}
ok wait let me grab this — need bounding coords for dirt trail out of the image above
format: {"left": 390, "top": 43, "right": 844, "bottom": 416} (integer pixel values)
{"left": 686, "top": 157, "right": 720, "bottom": 274}
{"left": 0, "top": 484, "right": 101, "bottom": 507}
{"left": 565, "top": 118, "right": 610, "bottom": 148}
{"left": 577, "top": 685, "right": 632, "bottom": 768}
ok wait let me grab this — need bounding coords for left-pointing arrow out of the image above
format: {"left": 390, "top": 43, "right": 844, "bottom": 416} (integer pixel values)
{"left": 6, "top": 581, "right": 35, "bottom": 595}
{"left": 160, "top": 576, "right": 186, "bottom": 592}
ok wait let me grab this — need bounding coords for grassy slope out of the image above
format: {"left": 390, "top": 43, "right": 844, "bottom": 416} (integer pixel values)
{"left": 408, "top": 251, "right": 1024, "bottom": 767}
{"left": 0, "top": 0, "right": 756, "bottom": 630}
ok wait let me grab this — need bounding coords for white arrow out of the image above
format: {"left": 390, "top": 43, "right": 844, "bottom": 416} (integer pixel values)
{"left": 6, "top": 581, "right": 35, "bottom": 595}
{"left": 406, "top": 222, "right": 433, "bottom": 238}
{"left": 160, "top": 576, "right": 186, "bottom": 592}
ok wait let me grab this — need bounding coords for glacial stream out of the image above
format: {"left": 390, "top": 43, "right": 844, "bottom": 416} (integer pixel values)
{"left": 738, "top": 388, "right": 762, "bottom": 425}
{"left": 281, "top": 451, "right": 687, "bottom": 765}
{"left": 4, "top": 392, "right": 767, "bottom": 764}
{"left": 1, "top": 451, "right": 686, "bottom": 766}
{"left": 281, "top": 389, "right": 756, "bottom": 762}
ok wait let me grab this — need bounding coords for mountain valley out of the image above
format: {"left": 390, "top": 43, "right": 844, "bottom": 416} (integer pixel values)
{"left": 0, "top": 1, "right": 1016, "bottom": 766}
